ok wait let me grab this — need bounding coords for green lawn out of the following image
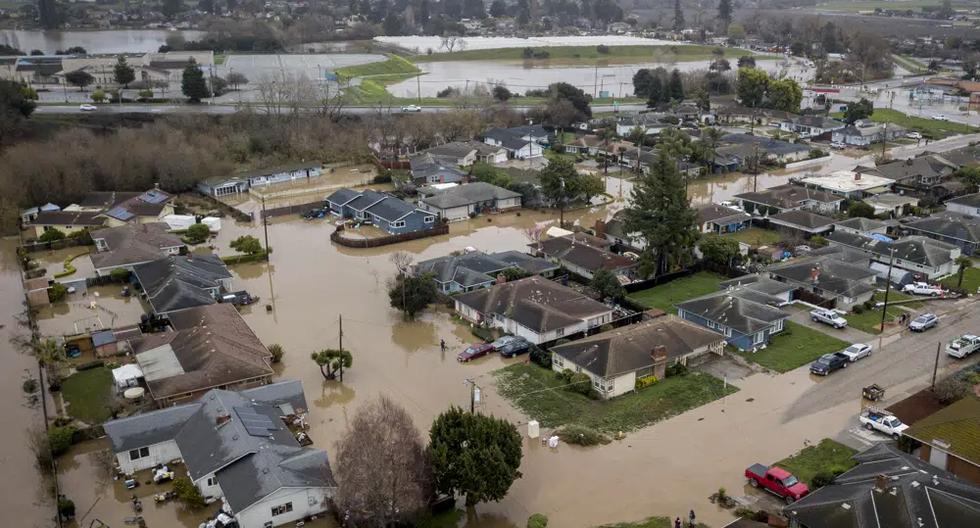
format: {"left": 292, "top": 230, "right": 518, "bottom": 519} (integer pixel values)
{"left": 816, "top": 0, "right": 961, "bottom": 13}
{"left": 845, "top": 291, "right": 919, "bottom": 334}
{"left": 494, "top": 363, "right": 737, "bottom": 433}
{"left": 942, "top": 267, "right": 980, "bottom": 293}
{"left": 723, "top": 227, "right": 782, "bottom": 247}
{"left": 597, "top": 517, "right": 709, "bottom": 528}
{"left": 734, "top": 321, "right": 849, "bottom": 373}
{"left": 336, "top": 55, "right": 420, "bottom": 80}
{"left": 416, "top": 44, "right": 764, "bottom": 64}
{"left": 875, "top": 289, "right": 922, "bottom": 309}
{"left": 418, "top": 509, "right": 463, "bottom": 528}
{"left": 863, "top": 108, "right": 979, "bottom": 140}
{"left": 60, "top": 366, "right": 113, "bottom": 425}
{"left": 775, "top": 439, "right": 858, "bottom": 486}
{"left": 892, "top": 54, "right": 928, "bottom": 74}
{"left": 627, "top": 271, "right": 726, "bottom": 313}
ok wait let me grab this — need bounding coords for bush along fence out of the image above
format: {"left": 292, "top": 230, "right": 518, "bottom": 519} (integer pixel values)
{"left": 221, "top": 251, "right": 271, "bottom": 265}
{"left": 19, "top": 236, "right": 93, "bottom": 254}
{"left": 329, "top": 222, "right": 449, "bottom": 248}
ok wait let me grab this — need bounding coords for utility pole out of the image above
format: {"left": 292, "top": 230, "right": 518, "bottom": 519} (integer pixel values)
{"left": 594, "top": 63, "right": 599, "bottom": 98}
{"left": 465, "top": 378, "right": 480, "bottom": 413}
{"left": 559, "top": 176, "right": 566, "bottom": 228}
{"left": 881, "top": 122, "right": 887, "bottom": 159}
{"left": 338, "top": 314, "right": 344, "bottom": 382}
{"left": 416, "top": 72, "right": 422, "bottom": 104}
{"left": 261, "top": 195, "right": 270, "bottom": 254}
{"left": 879, "top": 246, "right": 896, "bottom": 332}
{"left": 931, "top": 341, "right": 941, "bottom": 389}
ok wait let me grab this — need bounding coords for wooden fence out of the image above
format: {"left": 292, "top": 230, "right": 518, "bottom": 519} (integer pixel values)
{"left": 263, "top": 200, "right": 326, "bottom": 219}
{"left": 330, "top": 223, "right": 449, "bottom": 248}
{"left": 19, "top": 237, "right": 92, "bottom": 254}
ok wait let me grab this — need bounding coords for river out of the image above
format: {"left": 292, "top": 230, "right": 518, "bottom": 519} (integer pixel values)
{"left": 0, "top": 29, "right": 206, "bottom": 55}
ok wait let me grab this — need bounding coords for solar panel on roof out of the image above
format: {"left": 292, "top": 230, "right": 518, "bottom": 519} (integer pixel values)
{"left": 234, "top": 406, "right": 279, "bottom": 437}
{"left": 140, "top": 190, "right": 170, "bottom": 204}
{"left": 106, "top": 206, "right": 135, "bottom": 221}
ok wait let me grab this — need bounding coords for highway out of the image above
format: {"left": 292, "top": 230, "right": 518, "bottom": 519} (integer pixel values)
{"left": 34, "top": 103, "right": 648, "bottom": 115}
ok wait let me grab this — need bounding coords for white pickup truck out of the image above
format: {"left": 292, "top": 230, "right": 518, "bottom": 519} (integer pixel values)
{"left": 859, "top": 409, "right": 908, "bottom": 439}
{"left": 810, "top": 308, "right": 848, "bottom": 329}
{"left": 902, "top": 282, "right": 944, "bottom": 296}
{"left": 946, "top": 334, "right": 980, "bottom": 359}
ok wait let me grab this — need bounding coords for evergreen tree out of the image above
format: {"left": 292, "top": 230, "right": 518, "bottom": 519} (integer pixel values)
{"left": 673, "top": 0, "right": 684, "bottom": 31}
{"left": 113, "top": 55, "right": 135, "bottom": 87}
{"left": 667, "top": 69, "right": 684, "bottom": 101}
{"left": 489, "top": 0, "right": 507, "bottom": 17}
{"left": 181, "top": 59, "right": 209, "bottom": 103}
{"left": 162, "top": 0, "right": 183, "bottom": 18}
{"left": 646, "top": 75, "right": 663, "bottom": 108}
{"left": 623, "top": 151, "right": 700, "bottom": 277}
{"left": 38, "top": 0, "right": 60, "bottom": 29}
{"left": 717, "top": 0, "right": 732, "bottom": 33}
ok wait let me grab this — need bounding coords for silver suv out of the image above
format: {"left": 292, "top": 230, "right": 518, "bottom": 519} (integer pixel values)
{"left": 810, "top": 308, "right": 848, "bottom": 329}
{"left": 909, "top": 313, "right": 938, "bottom": 332}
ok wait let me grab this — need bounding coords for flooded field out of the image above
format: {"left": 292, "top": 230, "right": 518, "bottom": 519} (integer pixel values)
{"left": 217, "top": 54, "right": 386, "bottom": 81}
{"left": 375, "top": 35, "right": 678, "bottom": 53}
{"left": 0, "top": 29, "right": 206, "bottom": 55}
{"left": 388, "top": 58, "right": 812, "bottom": 98}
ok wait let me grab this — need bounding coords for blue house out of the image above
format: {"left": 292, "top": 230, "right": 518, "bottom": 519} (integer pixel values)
{"left": 326, "top": 188, "right": 437, "bottom": 235}
{"left": 676, "top": 290, "right": 789, "bottom": 351}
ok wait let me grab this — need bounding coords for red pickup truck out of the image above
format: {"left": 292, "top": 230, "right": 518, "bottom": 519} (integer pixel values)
{"left": 745, "top": 463, "right": 809, "bottom": 504}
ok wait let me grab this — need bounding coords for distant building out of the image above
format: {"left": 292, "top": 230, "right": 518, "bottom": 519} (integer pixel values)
{"left": 905, "top": 212, "right": 980, "bottom": 255}
{"left": 696, "top": 204, "right": 752, "bottom": 234}
{"left": 482, "top": 126, "right": 547, "bottom": 159}
{"left": 532, "top": 232, "right": 637, "bottom": 281}
{"left": 832, "top": 119, "right": 906, "bottom": 147}
{"left": 417, "top": 182, "right": 522, "bottom": 221}
{"left": 778, "top": 115, "right": 846, "bottom": 139}
{"left": 735, "top": 184, "right": 844, "bottom": 216}
{"left": 326, "top": 188, "right": 438, "bottom": 235}
{"left": 409, "top": 152, "right": 468, "bottom": 184}
{"left": 799, "top": 170, "right": 894, "bottom": 200}
{"left": 197, "top": 162, "right": 322, "bottom": 197}
{"left": 30, "top": 188, "right": 175, "bottom": 236}
{"left": 826, "top": 231, "right": 960, "bottom": 280}
{"left": 414, "top": 250, "right": 558, "bottom": 293}
{"left": 90, "top": 223, "right": 185, "bottom": 276}
{"left": 945, "top": 193, "right": 980, "bottom": 216}
{"left": 767, "top": 210, "right": 836, "bottom": 238}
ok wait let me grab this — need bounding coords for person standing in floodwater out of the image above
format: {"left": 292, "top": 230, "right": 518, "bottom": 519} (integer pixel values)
{"left": 440, "top": 339, "right": 446, "bottom": 352}
{"left": 674, "top": 517, "right": 681, "bottom": 528}
{"left": 689, "top": 510, "right": 696, "bottom": 526}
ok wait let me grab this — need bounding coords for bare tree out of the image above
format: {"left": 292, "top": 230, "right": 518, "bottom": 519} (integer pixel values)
{"left": 335, "top": 397, "right": 432, "bottom": 526}
{"left": 390, "top": 251, "right": 414, "bottom": 276}
{"left": 440, "top": 35, "right": 466, "bottom": 53}
{"left": 254, "top": 71, "right": 345, "bottom": 119}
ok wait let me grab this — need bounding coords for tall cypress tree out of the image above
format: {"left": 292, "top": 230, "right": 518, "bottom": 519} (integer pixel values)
{"left": 673, "top": 0, "right": 685, "bottom": 31}
{"left": 668, "top": 69, "right": 684, "bottom": 101}
{"left": 624, "top": 151, "right": 700, "bottom": 277}
{"left": 646, "top": 76, "right": 663, "bottom": 108}
{"left": 181, "top": 59, "right": 209, "bottom": 103}
{"left": 718, "top": 0, "right": 732, "bottom": 33}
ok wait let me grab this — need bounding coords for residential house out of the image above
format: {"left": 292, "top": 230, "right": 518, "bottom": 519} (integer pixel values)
{"left": 620, "top": 147, "right": 702, "bottom": 177}
{"left": 596, "top": 211, "right": 647, "bottom": 251}
{"left": 614, "top": 113, "right": 671, "bottom": 136}
{"left": 133, "top": 303, "right": 274, "bottom": 405}
{"left": 417, "top": 182, "right": 522, "bottom": 221}
{"left": 483, "top": 126, "right": 546, "bottom": 159}
{"left": 562, "top": 134, "right": 604, "bottom": 155}
{"left": 413, "top": 250, "right": 558, "bottom": 293}
{"left": 945, "top": 193, "right": 980, "bottom": 216}
{"left": 719, "top": 133, "right": 812, "bottom": 163}
{"left": 859, "top": 155, "right": 963, "bottom": 200}
{"left": 715, "top": 105, "right": 794, "bottom": 127}
{"left": 735, "top": 184, "right": 844, "bottom": 216}
{"left": 784, "top": 443, "right": 980, "bottom": 528}
{"left": 325, "top": 188, "right": 438, "bottom": 235}
{"left": 89, "top": 223, "right": 185, "bottom": 276}
{"left": 832, "top": 217, "right": 889, "bottom": 236}
{"left": 132, "top": 255, "right": 234, "bottom": 315}
{"left": 31, "top": 188, "right": 179, "bottom": 235}
{"left": 422, "top": 142, "right": 480, "bottom": 166}
{"left": 533, "top": 232, "right": 637, "bottom": 281}
{"left": 409, "top": 153, "right": 468, "bottom": 184}
{"left": 20, "top": 203, "right": 60, "bottom": 225}
{"left": 905, "top": 212, "right": 980, "bottom": 255}
{"left": 197, "top": 161, "right": 322, "bottom": 196}
{"left": 778, "top": 115, "right": 846, "bottom": 139}
{"left": 769, "top": 255, "right": 877, "bottom": 310}
{"left": 103, "top": 381, "right": 337, "bottom": 528}
{"left": 767, "top": 210, "right": 836, "bottom": 238}
{"left": 454, "top": 276, "right": 615, "bottom": 345}
{"left": 864, "top": 192, "right": 920, "bottom": 217}
{"left": 696, "top": 204, "right": 752, "bottom": 234}
{"left": 676, "top": 287, "right": 789, "bottom": 351}
{"left": 904, "top": 395, "right": 980, "bottom": 485}
{"left": 832, "top": 119, "right": 907, "bottom": 147}
{"left": 717, "top": 275, "right": 797, "bottom": 305}
{"left": 826, "top": 231, "right": 960, "bottom": 280}
{"left": 30, "top": 210, "right": 105, "bottom": 238}
{"left": 799, "top": 170, "right": 894, "bottom": 199}
{"left": 550, "top": 315, "right": 726, "bottom": 399}
{"left": 938, "top": 145, "right": 980, "bottom": 169}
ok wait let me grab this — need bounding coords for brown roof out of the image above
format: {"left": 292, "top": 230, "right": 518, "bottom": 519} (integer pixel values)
{"left": 904, "top": 395, "right": 980, "bottom": 466}
{"left": 33, "top": 210, "right": 104, "bottom": 227}
{"left": 885, "top": 388, "right": 946, "bottom": 426}
{"left": 90, "top": 223, "right": 184, "bottom": 270}
{"left": 134, "top": 304, "right": 273, "bottom": 400}
{"left": 535, "top": 233, "right": 635, "bottom": 273}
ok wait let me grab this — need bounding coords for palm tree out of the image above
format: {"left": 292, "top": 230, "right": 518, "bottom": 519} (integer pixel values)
{"left": 955, "top": 255, "right": 973, "bottom": 289}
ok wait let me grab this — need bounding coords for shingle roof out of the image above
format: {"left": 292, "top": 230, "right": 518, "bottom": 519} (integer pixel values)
{"left": 535, "top": 233, "right": 635, "bottom": 274}
{"left": 677, "top": 292, "right": 788, "bottom": 334}
{"left": 33, "top": 210, "right": 104, "bottom": 227}
{"left": 834, "top": 217, "right": 888, "bottom": 232}
{"left": 551, "top": 316, "right": 725, "bottom": 378}
{"left": 947, "top": 193, "right": 980, "bottom": 209}
{"left": 415, "top": 251, "right": 557, "bottom": 287}
{"left": 907, "top": 213, "right": 980, "bottom": 244}
{"left": 102, "top": 403, "right": 201, "bottom": 452}
{"left": 828, "top": 231, "right": 958, "bottom": 267}
{"left": 90, "top": 223, "right": 184, "bottom": 270}
{"left": 325, "top": 188, "right": 362, "bottom": 207}
{"left": 421, "top": 182, "right": 521, "bottom": 210}
{"left": 133, "top": 255, "right": 232, "bottom": 314}
{"left": 345, "top": 190, "right": 388, "bottom": 212}
{"left": 785, "top": 443, "right": 980, "bottom": 528}
{"left": 735, "top": 184, "right": 842, "bottom": 211}
{"left": 696, "top": 204, "right": 751, "bottom": 226}
{"left": 770, "top": 255, "right": 877, "bottom": 299}
{"left": 769, "top": 210, "right": 836, "bottom": 231}
{"left": 720, "top": 133, "right": 811, "bottom": 155}
{"left": 233, "top": 161, "right": 321, "bottom": 181}
{"left": 455, "top": 276, "right": 612, "bottom": 334}
{"left": 904, "top": 395, "right": 980, "bottom": 466}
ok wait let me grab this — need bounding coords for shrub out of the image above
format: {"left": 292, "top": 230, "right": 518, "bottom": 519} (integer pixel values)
{"left": 596, "top": 44, "right": 610, "bottom": 54}
{"left": 184, "top": 223, "right": 211, "bottom": 244}
{"left": 373, "top": 172, "right": 392, "bottom": 184}
{"left": 529, "top": 346, "right": 552, "bottom": 369}
{"left": 568, "top": 372, "right": 592, "bottom": 395}
{"left": 665, "top": 362, "right": 688, "bottom": 377}
{"left": 48, "top": 425, "right": 77, "bottom": 456}
{"left": 934, "top": 375, "right": 970, "bottom": 404}
{"left": 57, "top": 496, "right": 76, "bottom": 520}
{"left": 811, "top": 471, "right": 835, "bottom": 488}
{"left": 109, "top": 268, "right": 131, "bottom": 282}
{"left": 556, "top": 425, "right": 609, "bottom": 446}
{"left": 22, "top": 378, "right": 38, "bottom": 394}
{"left": 75, "top": 360, "right": 104, "bottom": 371}
{"left": 556, "top": 368, "right": 574, "bottom": 383}
{"left": 48, "top": 283, "right": 68, "bottom": 303}
{"left": 173, "top": 476, "right": 207, "bottom": 509}
{"left": 853, "top": 304, "right": 865, "bottom": 314}
{"left": 39, "top": 229, "right": 66, "bottom": 243}
{"left": 635, "top": 374, "right": 659, "bottom": 390}
{"left": 471, "top": 325, "right": 495, "bottom": 343}
{"left": 863, "top": 299, "right": 875, "bottom": 310}
{"left": 733, "top": 507, "right": 767, "bottom": 522}
{"left": 527, "top": 513, "right": 549, "bottom": 528}
{"left": 268, "top": 344, "right": 284, "bottom": 363}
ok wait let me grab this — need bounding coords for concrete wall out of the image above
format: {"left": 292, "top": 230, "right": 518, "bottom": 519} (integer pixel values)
{"left": 115, "top": 439, "right": 182, "bottom": 475}
{"left": 234, "top": 486, "right": 332, "bottom": 528}
{"left": 919, "top": 444, "right": 980, "bottom": 485}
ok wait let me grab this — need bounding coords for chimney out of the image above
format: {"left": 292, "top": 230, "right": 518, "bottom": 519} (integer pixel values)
{"left": 854, "top": 171, "right": 861, "bottom": 181}
{"left": 496, "top": 273, "right": 507, "bottom": 284}
{"left": 594, "top": 219, "right": 606, "bottom": 238}
{"left": 874, "top": 474, "right": 888, "bottom": 492}
{"left": 651, "top": 345, "right": 668, "bottom": 379}
{"left": 810, "top": 266, "right": 821, "bottom": 284}
{"left": 216, "top": 412, "right": 231, "bottom": 427}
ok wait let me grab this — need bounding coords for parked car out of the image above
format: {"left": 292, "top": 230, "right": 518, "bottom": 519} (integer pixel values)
{"left": 946, "top": 334, "right": 980, "bottom": 359}
{"left": 909, "top": 313, "right": 938, "bottom": 332}
{"left": 902, "top": 282, "right": 944, "bottom": 296}
{"left": 839, "top": 343, "right": 873, "bottom": 362}
{"left": 492, "top": 335, "right": 532, "bottom": 358}
{"left": 745, "top": 463, "right": 809, "bottom": 504}
{"left": 859, "top": 409, "right": 908, "bottom": 439}
{"left": 810, "top": 352, "right": 849, "bottom": 375}
{"left": 932, "top": 114, "right": 948, "bottom": 121}
{"left": 906, "top": 131, "right": 923, "bottom": 140}
{"left": 810, "top": 308, "right": 848, "bottom": 329}
{"left": 401, "top": 104, "right": 422, "bottom": 113}
{"left": 830, "top": 141, "right": 847, "bottom": 150}
{"left": 457, "top": 343, "right": 494, "bottom": 362}
{"left": 79, "top": 104, "right": 98, "bottom": 111}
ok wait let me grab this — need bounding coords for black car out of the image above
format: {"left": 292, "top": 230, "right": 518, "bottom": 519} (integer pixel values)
{"left": 810, "top": 353, "right": 849, "bottom": 376}
{"left": 493, "top": 336, "right": 532, "bottom": 358}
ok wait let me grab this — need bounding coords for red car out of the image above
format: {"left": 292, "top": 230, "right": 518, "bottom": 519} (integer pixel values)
{"left": 745, "top": 463, "right": 810, "bottom": 504}
{"left": 457, "top": 343, "right": 494, "bottom": 362}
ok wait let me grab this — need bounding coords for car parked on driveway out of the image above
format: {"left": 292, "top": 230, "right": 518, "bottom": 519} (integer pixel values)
{"left": 810, "top": 352, "right": 849, "bottom": 375}
{"left": 946, "top": 334, "right": 980, "bottom": 359}
{"left": 745, "top": 463, "right": 809, "bottom": 504}
{"left": 492, "top": 335, "right": 532, "bottom": 357}
{"left": 810, "top": 308, "right": 848, "bottom": 329}
{"left": 909, "top": 313, "right": 938, "bottom": 332}
{"left": 859, "top": 408, "right": 908, "bottom": 439}
{"left": 457, "top": 343, "right": 494, "bottom": 362}
{"left": 902, "top": 282, "right": 944, "bottom": 296}
{"left": 839, "top": 343, "right": 873, "bottom": 362}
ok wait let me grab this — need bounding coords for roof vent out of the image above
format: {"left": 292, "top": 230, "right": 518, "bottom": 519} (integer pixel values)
{"left": 841, "top": 503, "right": 851, "bottom": 510}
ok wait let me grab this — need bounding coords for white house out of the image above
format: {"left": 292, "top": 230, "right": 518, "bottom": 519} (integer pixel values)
{"left": 418, "top": 182, "right": 522, "bottom": 221}
{"left": 483, "top": 127, "right": 545, "bottom": 159}
{"left": 946, "top": 193, "right": 980, "bottom": 216}
{"left": 197, "top": 161, "right": 323, "bottom": 197}
{"left": 454, "top": 276, "right": 614, "bottom": 344}
{"left": 103, "top": 381, "right": 336, "bottom": 528}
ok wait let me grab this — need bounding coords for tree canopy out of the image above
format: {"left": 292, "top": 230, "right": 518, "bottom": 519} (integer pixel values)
{"left": 311, "top": 349, "right": 352, "bottom": 380}
{"left": 114, "top": 55, "right": 135, "bottom": 87}
{"left": 181, "top": 59, "right": 209, "bottom": 103}
{"left": 590, "top": 269, "right": 626, "bottom": 301}
{"left": 230, "top": 234, "right": 263, "bottom": 254}
{"left": 388, "top": 273, "right": 439, "bottom": 319}
{"left": 843, "top": 98, "right": 874, "bottom": 124}
{"left": 428, "top": 406, "right": 523, "bottom": 506}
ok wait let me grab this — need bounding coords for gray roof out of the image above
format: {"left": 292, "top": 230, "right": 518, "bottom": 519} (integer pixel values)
{"left": 827, "top": 231, "right": 958, "bottom": 268}
{"left": 234, "top": 161, "right": 321, "bottom": 181}
{"left": 770, "top": 255, "right": 876, "bottom": 299}
{"left": 834, "top": 217, "right": 888, "bottom": 232}
{"left": 785, "top": 443, "right": 980, "bottom": 528}
{"left": 864, "top": 155, "right": 957, "bottom": 185}
{"left": 133, "top": 255, "right": 232, "bottom": 314}
{"left": 769, "top": 210, "right": 836, "bottom": 231}
{"left": 535, "top": 232, "right": 636, "bottom": 274}
{"left": 421, "top": 182, "right": 521, "bottom": 210}
{"left": 345, "top": 190, "right": 388, "bottom": 212}
{"left": 947, "top": 192, "right": 980, "bottom": 209}
{"left": 551, "top": 316, "right": 725, "bottom": 378}
{"left": 735, "top": 184, "right": 842, "bottom": 211}
{"left": 409, "top": 152, "right": 467, "bottom": 182}
{"left": 785, "top": 115, "right": 845, "bottom": 129}
{"left": 33, "top": 210, "right": 104, "bottom": 227}
{"left": 325, "top": 188, "right": 362, "bottom": 207}
{"left": 90, "top": 223, "right": 184, "bottom": 270}
{"left": 718, "top": 275, "right": 797, "bottom": 297}
{"left": 424, "top": 141, "right": 483, "bottom": 159}
{"left": 365, "top": 194, "right": 417, "bottom": 222}
{"left": 697, "top": 204, "right": 752, "bottom": 226}
{"left": 103, "top": 402, "right": 201, "bottom": 452}
{"left": 677, "top": 291, "right": 789, "bottom": 335}
{"left": 415, "top": 250, "right": 557, "bottom": 287}
{"left": 906, "top": 213, "right": 980, "bottom": 244}
{"left": 455, "top": 276, "right": 612, "bottom": 334}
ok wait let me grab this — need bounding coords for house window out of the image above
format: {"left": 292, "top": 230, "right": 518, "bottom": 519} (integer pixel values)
{"left": 424, "top": 216, "right": 435, "bottom": 224}
{"left": 724, "top": 327, "right": 732, "bottom": 337}
{"left": 206, "top": 476, "right": 217, "bottom": 487}
{"left": 706, "top": 320, "right": 716, "bottom": 329}
{"left": 392, "top": 220, "right": 406, "bottom": 228}
{"left": 553, "top": 356, "right": 563, "bottom": 368}
{"left": 128, "top": 447, "right": 150, "bottom": 461}
{"left": 556, "top": 328, "right": 565, "bottom": 337}
{"left": 271, "top": 502, "right": 293, "bottom": 517}
{"left": 754, "top": 331, "right": 765, "bottom": 345}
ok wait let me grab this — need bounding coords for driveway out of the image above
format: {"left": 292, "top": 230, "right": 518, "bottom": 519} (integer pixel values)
{"left": 788, "top": 307, "right": 875, "bottom": 345}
